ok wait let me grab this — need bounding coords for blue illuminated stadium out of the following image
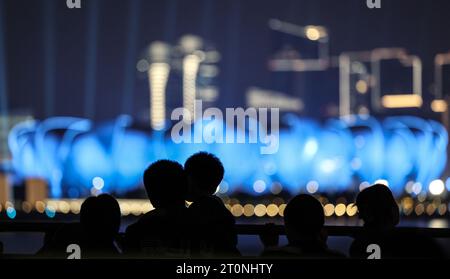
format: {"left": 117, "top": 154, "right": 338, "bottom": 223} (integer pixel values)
{"left": 8, "top": 114, "right": 448, "bottom": 198}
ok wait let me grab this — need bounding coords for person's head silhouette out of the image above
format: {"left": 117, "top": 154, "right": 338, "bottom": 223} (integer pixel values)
{"left": 80, "top": 194, "right": 121, "bottom": 243}
{"left": 356, "top": 184, "right": 399, "bottom": 230}
{"left": 284, "top": 194, "right": 325, "bottom": 245}
{"left": 184, "top": 152, "right": 224, "bottom": 201}
{"left": 143, "top": 160, "right": 187, "bottom": 209}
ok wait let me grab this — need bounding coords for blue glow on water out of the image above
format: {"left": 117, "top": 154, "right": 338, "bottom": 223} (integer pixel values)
{"left": 8, "top": 114, "right": 449, "bottom": 197}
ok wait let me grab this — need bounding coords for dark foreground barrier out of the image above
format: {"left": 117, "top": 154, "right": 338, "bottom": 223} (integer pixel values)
{"left": 2, "top": 220, "right": 450, "bottom": 237}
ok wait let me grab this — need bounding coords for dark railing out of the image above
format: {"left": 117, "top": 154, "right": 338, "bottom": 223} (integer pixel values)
{"left": 2, "top": 221, "right": 450, "bottom": 238}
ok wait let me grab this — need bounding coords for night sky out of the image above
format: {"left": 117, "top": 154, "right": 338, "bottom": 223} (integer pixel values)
{"left": 1, "top": 0, "right": 450, "bottom": 122}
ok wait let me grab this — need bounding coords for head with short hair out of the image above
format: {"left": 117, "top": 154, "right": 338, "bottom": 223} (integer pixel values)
{"left": 80, "top": 194, "right": 121, "bottom": 242}
{"left": 143, "top": 160, "right": 187, "bottom": 209}
{"left": 284, "top": 194, "right": 325, "bottom": 243}
{"left": 356, "top": 184, "right": 399, "bottom": 230}
{"left": 184, "top": 152, "right": 224, "bottom": 201}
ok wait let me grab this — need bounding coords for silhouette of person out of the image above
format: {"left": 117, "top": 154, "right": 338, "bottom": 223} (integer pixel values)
{"left": 184, "top": 152, "right": 239, "bottom": 257}
{"left": 262, "top": 194, "right": 344, "bottom": 258}
{"left": 79, "top": 194, "right": 121, "bottom": 258}
{"left": 39, "top": 194, "right": 121, "bottom": 258}
{"left": 350, "top": 184, "right": 444, "bottom": 259}
{"left": 124, "top": 160, "right": 189, "bottom": 258}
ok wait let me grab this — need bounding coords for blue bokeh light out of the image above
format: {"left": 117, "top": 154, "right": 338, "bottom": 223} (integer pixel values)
{"left": 45, "top": 206, "right": 56, "bottom": 218}
{"left": 6, "top": 207, "right": 16, "bottom": 219}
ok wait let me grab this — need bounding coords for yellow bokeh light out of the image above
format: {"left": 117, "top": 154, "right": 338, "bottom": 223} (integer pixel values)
{"left": 355, "top": 80, "right": 368, "bottom": 94}
{"left": 21, "top": 202, "right": 31, "bottom": 213}
{"left": 70, "top": 201, "right": 81, "bottom": 214}
{"left": 305, "top": 26, "right": 321, "bottom": 41}
{"left": 278, "top": 204, "right": 286, "bottom": 217}
{"left": 266, "top": 204, "right": 279, "bottom": 217}
{"left": 35, "top": 201, "right": 46, "bottom": 214}
{"left": 231, "top": 204, "right": 244, "bottom": 217}
{"left": 120, "top": 203, "right": 131, "bottom": 216}
{"left": 324, "top": 204, "right": 335, "bottom": 217}
{"left": 415, "top": 204, "right": 425, "bottom": 216}
{"left": 346, "top": 203, "right": 358, "bottom": 217}
{"left": 59, "top": 201, "right": 70, "bottom": 214}
{"left": 254, "top": 204, "right": 267, "bottom": 217}
{"left": 243, "top": 204, "right": 255, "bottom": 217}
{"left": 431, "top": 100, "right": 448, "bottom": 113}
{"left": 401, "top": 197, "right": 414, "bottom": 211}
{"left": 335, "top": 204, "right": 346, "bottom": 217}
{"left": 426, "top": 204, "right": 436, "bottom": 216}
{"left": 382, "top": 94, "right": 423, "bottom": 108}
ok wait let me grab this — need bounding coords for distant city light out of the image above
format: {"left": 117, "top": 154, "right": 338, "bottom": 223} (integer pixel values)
{"left": 412, "top": 182, "right": 422, "bottom": 195}
{"left": 306, "top": 181, "right": 319, "bottom": 194}
{"left": 429, "top": 179, "right": 445, "bottom": 196}
{"left": 253, "top": 180, "right": 267, "bottom": 193}
{"left": 431, "top": 100, "right": 448, "bottom": 113}
{"left": 148, "top": 62, "right": 170, "bottom": 130}
{"left": 305, "top": 26, "right": 321, "bottom": 41}
{"left": 92, "top": 176, "right": 105, "bottom": 190}
{"left": 183, "top": 55, "right": 201, "bottom": 122}
{"left": 355, "top": 80, "right": 368, "bottom": 94}
{"left": 382, "top": 94, "right": 423, "bottom": 108}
